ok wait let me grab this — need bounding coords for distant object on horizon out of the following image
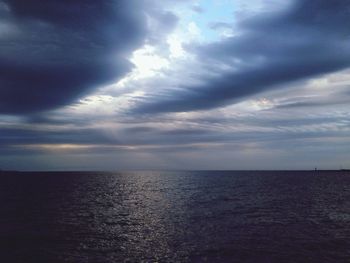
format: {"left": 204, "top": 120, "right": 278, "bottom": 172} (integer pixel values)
{"left": 340, "top": 165, "right": 350, "bottom": 171}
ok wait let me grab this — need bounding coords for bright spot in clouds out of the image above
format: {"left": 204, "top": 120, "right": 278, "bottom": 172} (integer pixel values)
{"left": 130, "top": 45, "right": 170, "bottom": 79}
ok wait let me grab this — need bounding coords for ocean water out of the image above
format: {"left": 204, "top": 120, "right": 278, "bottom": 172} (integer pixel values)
{"left": 0, "top": 170, "right": 349, "bottom": 263}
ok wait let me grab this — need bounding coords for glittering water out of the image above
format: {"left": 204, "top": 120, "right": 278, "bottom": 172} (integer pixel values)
{"left": 0, "top": 171, "right": 349, "bottom": 262}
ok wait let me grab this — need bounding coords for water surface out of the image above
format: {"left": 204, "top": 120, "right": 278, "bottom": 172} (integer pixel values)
{"left": 0, "top": 171, "right": 349, "bottom": 262}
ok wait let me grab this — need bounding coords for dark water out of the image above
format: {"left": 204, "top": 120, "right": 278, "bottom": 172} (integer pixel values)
{"left": 0, "top": 171, "right": 349, "bottom": 262}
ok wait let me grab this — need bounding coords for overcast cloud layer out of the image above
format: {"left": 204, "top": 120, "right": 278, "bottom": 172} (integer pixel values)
{"left": 0, "top": 0, "right": 349, "bottom": 170}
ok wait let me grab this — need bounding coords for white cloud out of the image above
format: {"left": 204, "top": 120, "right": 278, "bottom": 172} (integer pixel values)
{"left": 130, "top": 45, "right": 170, "bottom": 79}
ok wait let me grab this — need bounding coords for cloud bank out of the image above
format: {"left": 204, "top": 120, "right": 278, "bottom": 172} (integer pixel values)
{"left": 0, "top": 0, "right": 166, "bottom": 114}
{"left": 135, "top": 0, "right": 350, "bottom": 113}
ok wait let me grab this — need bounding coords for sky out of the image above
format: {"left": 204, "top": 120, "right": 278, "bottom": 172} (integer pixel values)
{"left": 0, "top": 0, "right": 350, "bottom": 171}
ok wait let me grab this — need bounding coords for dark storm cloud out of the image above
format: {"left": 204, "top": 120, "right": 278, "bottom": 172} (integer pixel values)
{"left": 0, "top": 0, "right": 150, "bottom": 114}
{"left": 135, "top": 0, "right": 350, "bottom": 113}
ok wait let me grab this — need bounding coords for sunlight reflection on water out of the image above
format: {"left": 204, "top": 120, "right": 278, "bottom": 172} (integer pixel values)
{"left": 0, "top": 170, "right": 349, "bottom": 262}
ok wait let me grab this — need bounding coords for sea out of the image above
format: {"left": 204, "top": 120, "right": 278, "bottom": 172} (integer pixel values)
{"left": 0, "top": 170, "right": 349, "bottom": 263}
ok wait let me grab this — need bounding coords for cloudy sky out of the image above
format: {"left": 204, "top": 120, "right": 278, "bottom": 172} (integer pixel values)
{"left": 0, "top": 0, "right": 350, "bottom": 170}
